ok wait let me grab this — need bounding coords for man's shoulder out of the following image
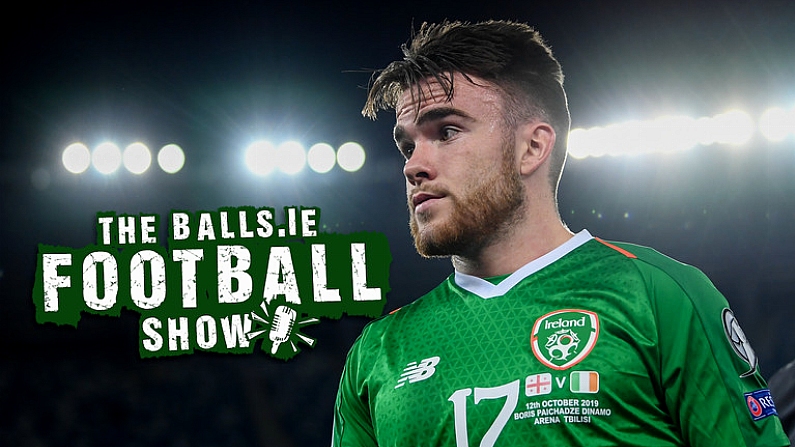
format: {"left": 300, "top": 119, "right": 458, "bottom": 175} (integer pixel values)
{"left": 594, "top": 238, "right": 723, "bottom": 304}
{"left": 596, "top": 239, "right": 709, "bottom": 280}
{"left": 593, "top": 238, "right": 678, "bottom": 265}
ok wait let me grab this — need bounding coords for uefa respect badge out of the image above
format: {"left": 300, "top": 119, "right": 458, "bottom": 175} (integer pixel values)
{"left": 531, "top": 309, "right": 599, "bottom": 370}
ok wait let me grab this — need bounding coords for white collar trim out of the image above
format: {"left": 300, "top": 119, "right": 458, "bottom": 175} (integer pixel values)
{"left": 453, "top": 230, "right": 593, "bottom": 299}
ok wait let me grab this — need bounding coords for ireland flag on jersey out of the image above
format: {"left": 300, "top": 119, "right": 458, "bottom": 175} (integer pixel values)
{"left": 570, "top": 371, "right": 599, "bottom": 393}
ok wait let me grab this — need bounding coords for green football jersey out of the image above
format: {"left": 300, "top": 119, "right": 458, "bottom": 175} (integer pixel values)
{"left": 332, "top": 231, "right": 789, "bottom": 446}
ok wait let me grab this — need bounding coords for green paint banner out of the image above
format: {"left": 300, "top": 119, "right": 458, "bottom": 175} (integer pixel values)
{"left": 32, "top": 206, "right": 391, "bottom": 360}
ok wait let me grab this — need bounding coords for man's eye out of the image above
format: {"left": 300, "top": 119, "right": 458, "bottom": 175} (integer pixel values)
{"left": 440, "top": 126, "right": 459, "bottom": 141}
{"left": 399, "top": 144, "right": 415, "bottom": 159}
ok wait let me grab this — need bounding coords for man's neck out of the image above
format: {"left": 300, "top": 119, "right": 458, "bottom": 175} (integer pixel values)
{"left": 451, "top": 217, "right": 573, "bottom": 278}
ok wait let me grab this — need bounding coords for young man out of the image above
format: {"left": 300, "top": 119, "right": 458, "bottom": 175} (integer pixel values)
{"left": 332, "top": 20, "right": 789, "bottom": 446}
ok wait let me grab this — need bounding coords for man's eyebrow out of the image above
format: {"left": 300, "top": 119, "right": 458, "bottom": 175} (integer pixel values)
{"left": 393, "top": 107, "right": 474, "bottom": 142}
{"left": 415, "top": 107, "right": 474, "bottom": 127}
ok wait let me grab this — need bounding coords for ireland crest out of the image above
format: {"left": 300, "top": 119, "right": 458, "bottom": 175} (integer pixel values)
{"left": 531, "top": 309, "right": 599, "bottom": 370}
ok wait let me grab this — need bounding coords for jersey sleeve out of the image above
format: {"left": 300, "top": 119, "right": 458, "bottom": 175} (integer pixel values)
{"left": 768, "top": 360, "right": 795, "bottom": 443}
{"left": 332, "top": 324, "right": 379, "bottom": 447}
{"left": 630, "top": 247, "right": 790, "bottom": 447}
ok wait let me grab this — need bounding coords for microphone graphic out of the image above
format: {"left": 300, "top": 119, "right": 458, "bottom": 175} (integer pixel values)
{"left": 269, "top": 305, "right": 297, "bottom": 354}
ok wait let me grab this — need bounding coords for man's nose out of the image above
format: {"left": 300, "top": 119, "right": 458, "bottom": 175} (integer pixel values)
{"left": 403, "top": 141, "right": 436, "bottom": 185}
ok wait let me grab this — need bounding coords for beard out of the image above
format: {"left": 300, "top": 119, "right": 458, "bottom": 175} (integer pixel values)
{"left": 408, "top": 139, "right": 526, "bottom": 258}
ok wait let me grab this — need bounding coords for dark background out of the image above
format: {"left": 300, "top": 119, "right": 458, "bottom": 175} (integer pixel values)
{"left": 2, "top": 1, "right": 794, "bottom": 445}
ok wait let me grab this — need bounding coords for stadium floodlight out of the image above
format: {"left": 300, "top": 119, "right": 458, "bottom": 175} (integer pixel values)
{"left": 568, "top": 110, "right": 756, "bottom": 159}
{"left": 158, "top": 143, "right": 186, "bottom": 174}
{"left": 245, "top": 140, "right": 277, "bottom": 176}
{"left": 245, "top": 140, "right": 276, "bottom": 175}
{"left": 710, "top": 110, "right": 754, "bottom": 146}
{"left": 307, "top": 143, "right": 336, "bottom": 173}
{"left": 567, "top": 127, "right": 607, "bottom": 159}
{"left": 62, "top": 142, "right": 91, "bottom": 174}
{"left": 650, "top": 115, "right": 700, "bottom": 153}
{"left": 337, "top": 142, "right": 366, "bottom": 172}
{"left": 759, "top": 107, "right": 795, "bottom": 142}
{"left": 92, "top": 142, "right": 122, "bottom": 174}
{"left": 692, "top": 110, "right": 754, "bottom": 146}
{"left": 693, "top": 116, "right": 720, "bottom": 147}
{"left": 276, "top": 141, "right": 306, "bottom": 175}
{"left": 586, "top": 115, "right": 701, "bottom": 156}
{"left": 123, "top": 142, "right": 152, "bottom": 175}
{"left": 606, "top": 120, "right": 644, "bottom": 156}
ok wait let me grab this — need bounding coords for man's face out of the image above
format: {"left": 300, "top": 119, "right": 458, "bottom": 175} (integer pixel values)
{"left": 393, "top": 74, "right": 526, "bottom": 258}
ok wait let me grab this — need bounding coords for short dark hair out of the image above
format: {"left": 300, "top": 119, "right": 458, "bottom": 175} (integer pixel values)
{"left": 362, "top": 20, "right": 571, "bottom": 192}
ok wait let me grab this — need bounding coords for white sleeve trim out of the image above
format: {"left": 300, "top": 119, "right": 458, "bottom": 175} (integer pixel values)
{"left": 453, "top": 230, "right": 593, "bottom": 299}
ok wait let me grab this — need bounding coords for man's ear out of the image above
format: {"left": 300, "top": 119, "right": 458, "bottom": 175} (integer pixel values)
{"left": 517, "top": 121, "right": 556, "bottom": 176}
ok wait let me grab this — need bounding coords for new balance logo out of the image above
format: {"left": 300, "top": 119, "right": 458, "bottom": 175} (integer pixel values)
{"left": 395, "top": 356, "right": 440, "bottom": 389}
